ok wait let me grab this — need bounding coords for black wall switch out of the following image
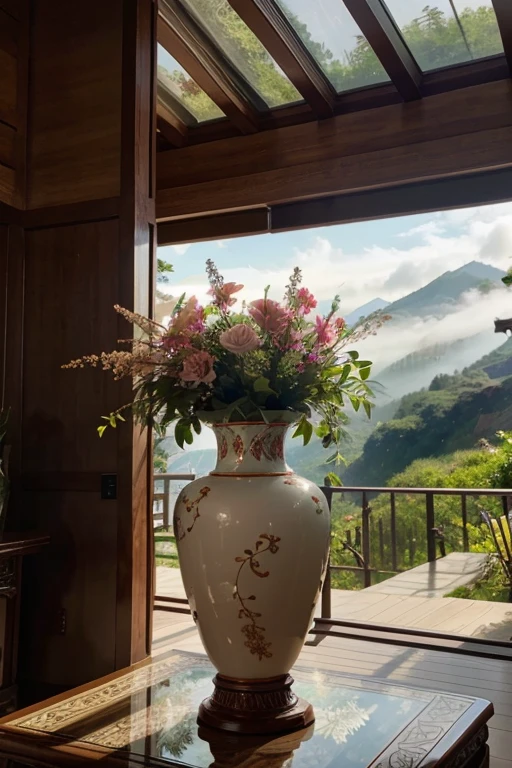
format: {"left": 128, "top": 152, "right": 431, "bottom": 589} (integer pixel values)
{"left": 101, "top": 473, "right": 117, "bottom": 500}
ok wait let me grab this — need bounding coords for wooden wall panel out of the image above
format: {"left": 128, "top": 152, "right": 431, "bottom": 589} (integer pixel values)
{"left": 0, "top": 225, "right": 7, "bottom": 408}
{"left": 27, "top": 0, "right": 123, "bottom": 208}
{"left": 0, "top": 7, "right": 19, "bottom": 206}
{"left": 19, "top": 492, "right": 117, "bottom": 686}
{"left": 22, "top": 223, "right": 120, "bottom": 475}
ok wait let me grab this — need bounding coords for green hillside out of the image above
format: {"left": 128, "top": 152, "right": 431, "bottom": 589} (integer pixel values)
{"left": 345, "top": 360, "right": 512, "bottom": 487}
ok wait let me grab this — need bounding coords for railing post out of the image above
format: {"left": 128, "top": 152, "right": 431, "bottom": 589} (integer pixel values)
{"left": 163, "top": 478, "right": 170, "bottom": 529}
{"left": 362, "top": 491, "right": 372, "bottom": 587}
{"left": 426, "top": 492, "right": 436, "bottom": 562}
{"left": 378, "top": 518, "right": 384, "bottom": 567}
{"left": 461, "top": 494, "right": 469, "bottom": 552}
{"left": 390, "top": 491, "right": 398, "bottom": 572}
{"left": 321, "top": 486, "right": 333, "bottom": 619}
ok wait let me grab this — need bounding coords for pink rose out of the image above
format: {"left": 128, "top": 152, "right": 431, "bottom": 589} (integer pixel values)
{"left": 180, "top": 351, "right": 216, "bottom": 384}
{"left": 249, "top": 299, "right": 292, "bottom": 334}
{"left": 315, "top": 316, "right": 337, "bottom": 347}
{"left": 209, "top": 281, "right": 243, "bottom": 310}
{"left": 219, "top": 324, "right": 261, "bottom": 354}
{"left": 296, "top": 287, "right": 317, "bottom": 315}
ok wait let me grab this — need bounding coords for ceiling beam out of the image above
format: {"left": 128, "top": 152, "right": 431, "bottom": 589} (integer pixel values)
{"left": 158, "top": 0, "right": 261, "bottom": 134}
{"left": 228, "top": 0, "right": 336, "bottom": 119}
{"left": 342, "top": 0, "right": 422, "bottom": 101}
{"left": 157, "top": 102, "right": 188, "bottom": 148}
{"left": 492, "top": 0, "right": 512, "bottom": 72}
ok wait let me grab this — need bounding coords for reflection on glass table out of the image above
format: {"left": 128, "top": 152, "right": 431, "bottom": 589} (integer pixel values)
{"left": 5, "top": 650, "right": 489, "bottom": 768}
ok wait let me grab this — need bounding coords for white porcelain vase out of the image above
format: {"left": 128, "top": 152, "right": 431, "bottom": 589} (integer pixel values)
{"left": 174, "top": 422, "right": 331, "bottom": 683}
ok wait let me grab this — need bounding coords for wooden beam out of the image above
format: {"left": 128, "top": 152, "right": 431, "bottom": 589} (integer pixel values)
{"left": 342, "top": 0, "right": 422, "bottom": 101}
{"left": 270, "top": 168, "right": 512, "bottom": 232}
{"left": 158, "top": 207, "right": 269, "bottom": 245}
{"left": 157, "top": 101, "right": 188, "bottom": 147}
{"left": 492, "top": 0, "right": 512, "bottom": 72}
{"left": 157, "top": 79, "right": 512, "bottom": 192}
{"left": 228, "top": 0, "right": 336, "bottom": 118}
{"left": 157, "top": 124, "right": 512, "bottom": 219}
{"left": 158, "top": 0, "right": 261, "bottom": 134}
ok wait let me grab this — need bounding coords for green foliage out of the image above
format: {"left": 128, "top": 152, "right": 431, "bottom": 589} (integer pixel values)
{"left": 346, "top": 371, "right": 512, "bottom": 487}
{"left": 157, "top": 259, "right": 174, "bottom": 284}
{"left": 158, "top": 4, "right": 502, "bottom": 118}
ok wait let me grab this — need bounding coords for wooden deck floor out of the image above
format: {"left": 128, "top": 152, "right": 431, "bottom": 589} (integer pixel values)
{"left": 156, "top": 566, "right": 512, "bottom": 641}
{"left": 153, "top": 607, "right": 512, "bottom": 768}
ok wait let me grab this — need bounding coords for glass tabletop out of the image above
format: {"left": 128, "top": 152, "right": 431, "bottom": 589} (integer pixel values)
{"left": 8, "top": 651, "right": 475, "bottom": 768}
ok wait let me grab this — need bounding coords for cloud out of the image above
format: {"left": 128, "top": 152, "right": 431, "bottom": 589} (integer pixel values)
{"left": 398, "top": 220, "right": 445, "bottom": 238}
{"left": 357, "top": 284, "right": 511, "bottom": 374}
{"left": 216, "top": 240, "right": 227, "bottom": 249}
{"left": 172, "top": 243, "right": 191, "bottom": 256}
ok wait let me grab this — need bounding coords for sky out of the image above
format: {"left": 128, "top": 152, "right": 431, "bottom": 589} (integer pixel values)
{"left": 159, "top": 201, "right": 512, "bottom": 316}
{"left": 158, "top": 200, "right": 512, "bottom": 455}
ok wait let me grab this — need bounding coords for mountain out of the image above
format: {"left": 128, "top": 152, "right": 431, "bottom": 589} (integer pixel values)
{"left": 345, "top": 298, "right": 389, "bottom": 326}
{"left": 383, "top": 261, "right": 505, "bottom": 318}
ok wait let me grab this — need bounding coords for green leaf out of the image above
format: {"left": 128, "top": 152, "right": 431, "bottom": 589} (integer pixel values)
{"left": 292, "top": 415, "right": 313, "bottom": 446}
{"left": 97, "top": 425, "right": 108, "bottom": 438}
{"left": 253, "top": 377, "right": 276, "bottom": 395}
{"left": 109, "top": 413, "right": 117, "bottom": 428}
{"left": 502, "top": 273, "right": 512, "bottom": 287}
{"left": 192, "top": 416, "right": 202, "bottom": 435}
{"left": 116, "top": 413, "right": 126, "bottom": 423}
{"left": 175, "top": 419, "right": 190, "bottom": 449}
{"left": 363, "top": 400, "right": 373, "bottom": 419}
{"left": 324, "top": 472, "right": 342, "bottom": 487}
{"left": 349, "top": 395, "right": 361, "bottom": 412}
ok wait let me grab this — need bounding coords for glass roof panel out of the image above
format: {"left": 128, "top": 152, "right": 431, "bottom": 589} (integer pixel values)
{"left": 275, "top": 0, "right": 390, "bottom": 93}
{"left": 157, "top": 44, "right": 225, "bottom": 123}
{"left": 180, "top": 0, "right": 302, "bottom": 108}
{"left": 383, "top": 0, "right": 504, "bottom": 72}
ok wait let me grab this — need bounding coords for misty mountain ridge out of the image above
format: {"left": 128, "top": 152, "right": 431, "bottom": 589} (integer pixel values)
{"left": 382, "top": 261, "right": 505, "bottom": 319}
{"left": 345, "top": 298, "right": 389, "bottom": 326}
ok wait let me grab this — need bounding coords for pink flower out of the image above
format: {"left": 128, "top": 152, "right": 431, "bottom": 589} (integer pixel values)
{"left": 209, "top": 281, "right": 243, "bottom": 310}
{"left": 315, "top": 316, "right": 337, "bottom": 347}
{"left": 296, "top": 287, "right": 317, "bottom": 315}
{"left": 219, "top": 324, "right": 261, "bottom": 354}
{"left": 180, "top": 351, "right": 216, "bottom": 385}
{"left": 249, "top": 299, "right": 292, "bottom": 335}
{"left": 335, "top": 317, "right": 346, "bottom": 332}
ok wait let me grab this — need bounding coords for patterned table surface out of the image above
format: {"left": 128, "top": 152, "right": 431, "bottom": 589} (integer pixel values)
{"left": 0, "top": 649, "right": 493, "bottom": 768}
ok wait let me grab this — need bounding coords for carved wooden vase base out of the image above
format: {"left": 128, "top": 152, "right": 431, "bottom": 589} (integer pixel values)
{"left": 198, "top": 674, "right": 315, "bottom": 735}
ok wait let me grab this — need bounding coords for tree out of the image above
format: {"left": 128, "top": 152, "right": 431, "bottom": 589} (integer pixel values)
{"left": 159, "top": 4, "right": 502, "bottom": 120}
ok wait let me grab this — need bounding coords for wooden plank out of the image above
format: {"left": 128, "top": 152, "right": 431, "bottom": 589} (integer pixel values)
{"left": 157, "top": 207, "right": 269, "bottom": 241}
{"left": 493, "top": 0, "right": 512, "bottom": 72}
{"left": 0, "top": 0, "right": 19, "bottom": 20}
{"left": 157, "top": 80, "right": 512, "bottom": 192}
{"left": 13, "top": 0, "right": 29, "bottom": 208}
{"left": 157, "top": 124, "right": 512, "bottom": 218}
{"left": 0, "top": 47, "right": 17, "bottom": 129}
{"left": 116, "top": 0, "right": 156, "bottom": 668}
{"left": 158, "top": 1, "right": 260, "bottom": 134}
{"left": 28, "top": 0, "right": 122, "bottom": 208}
{"left": 343, "top": 0, "right": 422, "bottom": 101}
{"left": 228, "top": 0, "right": 336, "bottom": 118}
{"left": 0, "top": 164, "right": 15, "bottom": 206}
{"left": 0, "top": 124, "right": 15, "bottom": 169}
{"left": 23, "top": 197, "right": 120, "bottom": 229}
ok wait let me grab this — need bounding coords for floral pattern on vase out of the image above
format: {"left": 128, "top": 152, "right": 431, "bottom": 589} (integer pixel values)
{"left": 174, "top": 422, "right": 331, "bottom": 680}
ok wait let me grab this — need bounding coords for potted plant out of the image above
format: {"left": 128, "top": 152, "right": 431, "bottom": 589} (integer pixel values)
{"left": 64, "top": 261, "right": 388, "bottom": 732}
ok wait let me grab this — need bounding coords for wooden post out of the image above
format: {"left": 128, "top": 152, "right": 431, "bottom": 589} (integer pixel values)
{"left": 426, "top": 493, "right": 436, "bottom": 562}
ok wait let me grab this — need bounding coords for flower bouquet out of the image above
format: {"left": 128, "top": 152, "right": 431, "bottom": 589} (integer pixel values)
{"left": 64, "top": 261, "right": 388, "bottom": 458}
